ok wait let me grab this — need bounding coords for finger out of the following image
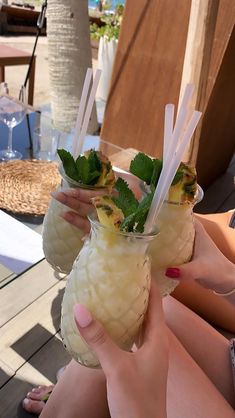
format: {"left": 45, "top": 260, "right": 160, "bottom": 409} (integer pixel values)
{"left": 60, "top": 211, "right": 90, "bottom": 234}
{"left": 74, "top": 304, "right": 122, "bottom": 372}
{"left": 52, "top": 191, "right": 94, "bottom": 215}
{"left": 52, "top": 187, "right": 109, "bottom": 204}
{"left": 165, "top": 260, "right": 202, "bottom": 281}
{"left": 141, "top": 281, "right": 166, "bottom": 345}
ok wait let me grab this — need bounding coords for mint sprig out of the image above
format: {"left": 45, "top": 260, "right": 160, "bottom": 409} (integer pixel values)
{"left": 57, "top": 149, "right": 78, "bottom": 180}
{"left": 112, "top": 177, "right": 138, "bottom": 217}
{"left": 57, "top": 149, "right": 102, "bottom": 185}
{"left": 130, "top": 153, "right": 154, "bottom": 185}
{"left": 120, "top": 192, "right": 153, "bottom": 233}
{"left": 111, "top": 177, "right": 153, "bottom": 233}
{"left": 130, "top": 152, "right": 189, "bottom": 189}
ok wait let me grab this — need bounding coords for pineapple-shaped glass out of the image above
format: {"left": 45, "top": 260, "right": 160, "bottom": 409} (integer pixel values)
{"left": 43, "top": 170, "right": 82, "bottom": 274}
{"left": 61, "top": 215, "right": 157, "bottom": 368}
{"left": 42, "top": 166, "right": 109, "bottom": 274}
{"left": 150, "top": 185, "right": 203, "bottom": 296}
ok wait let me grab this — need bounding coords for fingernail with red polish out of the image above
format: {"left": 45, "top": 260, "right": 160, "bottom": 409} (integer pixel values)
{"left": 165, "top": 267, "right": 181, "bottom": 279}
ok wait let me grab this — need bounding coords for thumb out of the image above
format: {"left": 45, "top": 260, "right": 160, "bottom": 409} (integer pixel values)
{"left": 74, "top": 304, "right": 122, "bottom": 371}
{"left": 165, "top": 259, "right": 202, "bottom": 281}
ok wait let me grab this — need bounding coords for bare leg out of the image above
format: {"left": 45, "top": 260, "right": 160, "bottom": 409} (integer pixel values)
{"left": 39, "top": 359, "right": 110, "bottom": 418}
{"left": 167, "top": 328, "right": 235, "bottom": 418}
{"left": 195, "top": 211, "right": 235, "bottom": 263}
{"left": 164, "top": 295, "right": 235, "bottom": 408}
{"left": 39, "top": 331, "right": 235, "bottom": 418}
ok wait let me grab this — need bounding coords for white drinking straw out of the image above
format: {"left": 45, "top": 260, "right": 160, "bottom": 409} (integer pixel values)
{"left": 163, "top": 104, "right": 174, "bottom": 167}
{"left": 74, "top": 69, "right": 102, "bottom": 159}
{"left": 163, "top": 83, "right": 194, "bottom": 172}
{"left": 71, "top": 68, "right": 93, "bottom": 157}
{"left": 144, "top": 110, "right": 202, "bottom": 233}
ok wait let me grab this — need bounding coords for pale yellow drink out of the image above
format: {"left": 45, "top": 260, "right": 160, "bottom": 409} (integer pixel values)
{"left": 42, "top": 193, "right": 84, "bottom": 274}
{"left": 42, "top": 164, "right": 111, "bottom": 274}
{"left": 150, "top": 186, "right": 203, "bottom": 296}
{"left": 42, "top": 166, "right": 141, "bottom": 275}
{"left": 61, "top": 217, "right": 156, "bottom": 368}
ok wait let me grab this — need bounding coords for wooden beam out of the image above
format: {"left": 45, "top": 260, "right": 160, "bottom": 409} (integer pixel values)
{"left": 101, "top": 0, "right": 191, "bottom": 158}
{"left": 184, "top": 0, "right": 235, "bottom": 165}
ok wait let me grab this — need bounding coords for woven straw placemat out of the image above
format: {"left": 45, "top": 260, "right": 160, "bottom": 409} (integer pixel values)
{"left": 0, "top": 160, "right": 61, "bottom": 216}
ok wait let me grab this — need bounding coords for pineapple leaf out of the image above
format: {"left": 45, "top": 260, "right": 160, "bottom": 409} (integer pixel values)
{"left": 112, "top": 177, "right": 138, "bottom": 217}
{"left": 57, "top": 149, "right": 78, "bottom": 181}
{"left": 130, "top": 153, "right": 154, "bottom": 185}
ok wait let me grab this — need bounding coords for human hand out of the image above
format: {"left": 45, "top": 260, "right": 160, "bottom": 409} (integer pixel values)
{"left": 51, "top": 188, "right": 106, "bottom": 234}
{"left": 51, "top": 171, "right": 143, "bottom": 235}
{"left": 165, "top": 220, "right": 235, "bottom": 295}
{"left": 74, "top": 281, "right": 169, "bottom": 418}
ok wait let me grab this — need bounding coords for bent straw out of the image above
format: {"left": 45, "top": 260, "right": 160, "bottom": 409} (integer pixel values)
{"left": 163, "top": 104, "right": 174, "bottom": 166}
{"left": 74, "top": 69, "right": 102, "bottom": 159}
{"left": 144, "top": 110, "right": 202, "bottom": 233}
{"left": 72, "top": 68, "right": 93, "bottom": 157}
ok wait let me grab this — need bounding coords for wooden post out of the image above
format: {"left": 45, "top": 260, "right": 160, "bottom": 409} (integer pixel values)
{"left": 101, "top": 0, "right": 191, "bottom": 158}
{"left": 182, "top": 0, "right": 235, "bottom": 165}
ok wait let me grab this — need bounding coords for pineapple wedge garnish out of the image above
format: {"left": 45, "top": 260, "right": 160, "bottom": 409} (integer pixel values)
{"left": 84, "top": 150, "right": 115, "bottom": 187}
{"left": 168, "top": 162, "right": 197, "bottom": 204}
{"left": 92, "top": 196, "right": 124, "bottom": 231}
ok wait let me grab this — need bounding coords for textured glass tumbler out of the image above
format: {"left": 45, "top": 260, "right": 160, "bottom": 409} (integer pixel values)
{"left": 61, "top": 217, "right": 157, "bottom": 368}
{"left": 42, "top": 167, "right": 105, "bottom": 274}
{"left": 150, "top": 186, "right": 204, "bottom": 296}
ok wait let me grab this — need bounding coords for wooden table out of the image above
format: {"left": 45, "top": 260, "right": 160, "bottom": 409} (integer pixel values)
{"left": 0, "top": 45, "right": 36, "bottom": 105}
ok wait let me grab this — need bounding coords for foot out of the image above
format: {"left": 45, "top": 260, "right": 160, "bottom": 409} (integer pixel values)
{"left": 22, "top": 385, "right": 54, "bottom": 415}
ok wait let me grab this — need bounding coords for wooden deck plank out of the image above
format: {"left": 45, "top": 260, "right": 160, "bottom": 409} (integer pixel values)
{"left": 0, "top": 335, "right": 71, "bottom": 418}
{"left": 0, "top": 260, "right": 64, "bottom": 327}
{"left": 0, "top": 280, "right": 65, "bottom": 385}
{"left": 0, "top": 264, "right": 15, "bottom": 286}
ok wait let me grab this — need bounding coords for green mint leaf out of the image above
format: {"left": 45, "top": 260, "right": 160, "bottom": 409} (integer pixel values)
{"left": 58, "top": 149, "right": 106, "bottom": 185}
{"left": 57, "top": 149, "right": 78, "bottom": 181}
{"left": 120, "top": 192, "right": 153, "bottom": 233}
{"left": 129, "top": 153, "right": 154, "bottom": 185}
{"left": 87, "top": 150, "right": 102, "bottom": 174}
{"left": 86, "top": 151, "right": 102, "bottom": 184}
{"left": 75, "top": 155, "right": 90, "bottom": 184}
{"left": 87, "top": 170, "right": 102, "bottom": 185}
{"left": 120, "top": 212, "right": 136, "bottom": 232}
{"left": 112, "top": 177, "right": 138, "bottom": 217}
{"left": 132, "top": 192, "right": 154, "bottom": 232}
{"left": 151, "top": 159, "right": 162, "bottom": 188}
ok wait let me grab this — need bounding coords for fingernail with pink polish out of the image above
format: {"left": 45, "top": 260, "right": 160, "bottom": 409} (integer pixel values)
{"left": 74, "top": 304, "right": 93, "bottom": 328}
{"left": 165, "top": 267, "right": 181, "bottom": 279}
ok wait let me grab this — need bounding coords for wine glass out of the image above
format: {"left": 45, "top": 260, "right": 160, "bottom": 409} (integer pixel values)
{"left": 0, "top": 83, "right": 27, "bottom": 161}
